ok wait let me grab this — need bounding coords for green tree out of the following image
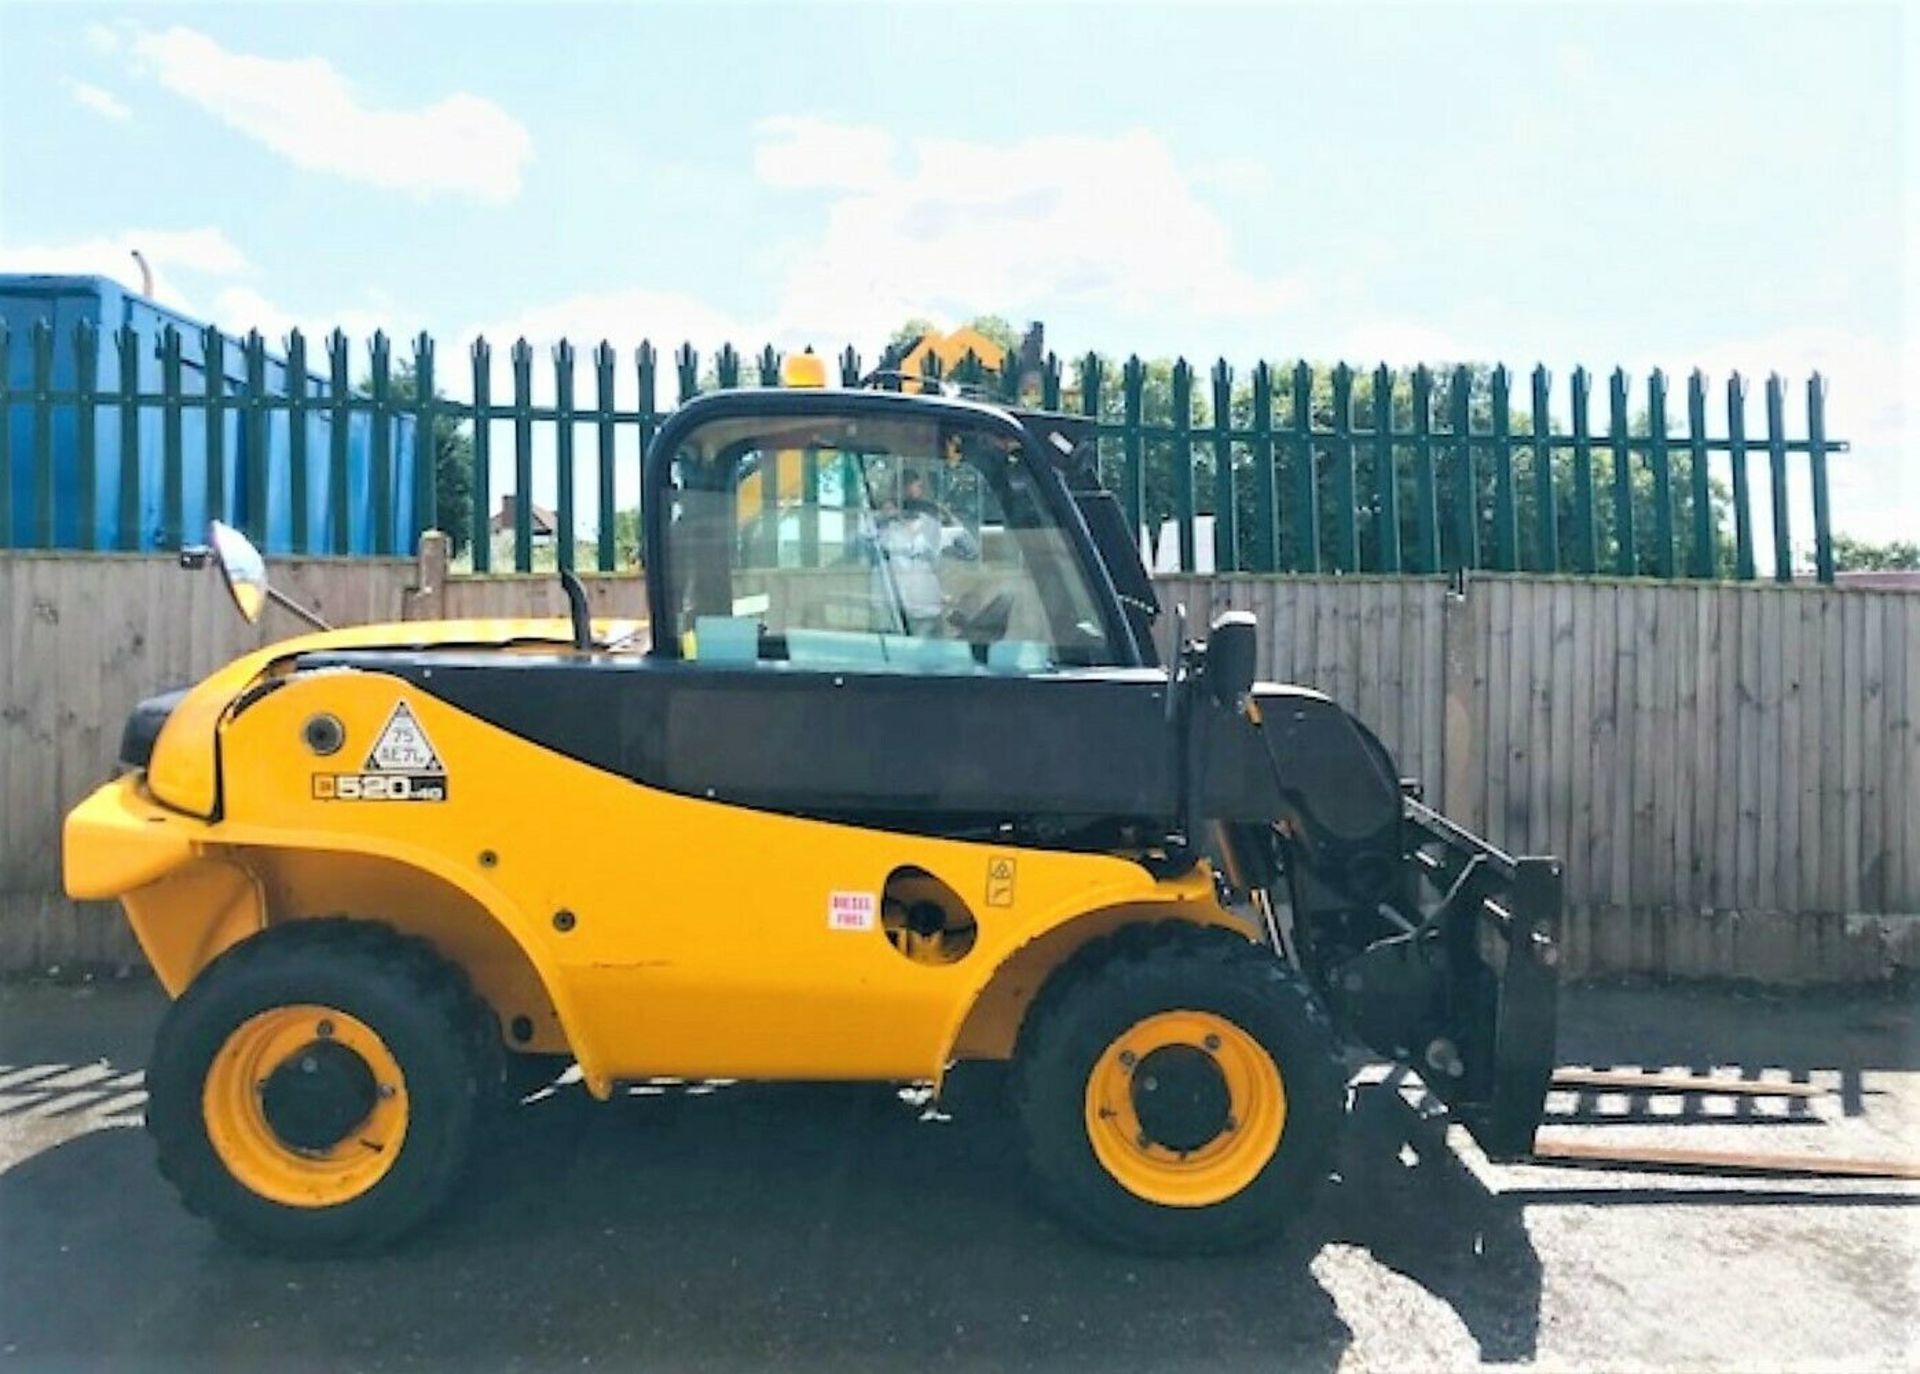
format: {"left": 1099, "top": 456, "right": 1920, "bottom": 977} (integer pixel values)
{"left": 370, "top": 363, "right": 475, "bottom": 556}
{"left": 887, "top": 317, "right": 939, "bottom": 352}
{"left": 1832, "top": 535, "right": 1920, "bottom": 571}
{"left": 951, "top": 337, "right": 1738, "bottom": 577}
{"left": 962, "top": 315, "right": 1019, "bottom": 354}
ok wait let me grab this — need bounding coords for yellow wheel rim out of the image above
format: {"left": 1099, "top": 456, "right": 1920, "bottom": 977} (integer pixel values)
{"left": 1083, "top": 1009, "right": 1286, "bottom": 1208}
{"left": 202, "top": 1004, "right": 408, "bottom": 1209}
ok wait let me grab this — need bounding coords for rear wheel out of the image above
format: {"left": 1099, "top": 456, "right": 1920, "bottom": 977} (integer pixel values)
{"left": 1013, "top": 925, "right": 1344, "bottom": 1252}
{"left": 147, "top": 920, "right": 485, "bottom": 1255}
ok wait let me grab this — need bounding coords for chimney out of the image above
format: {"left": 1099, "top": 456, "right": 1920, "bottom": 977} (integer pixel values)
{"left": 1019, "top": 321, "right": 1046, "bottom": 375}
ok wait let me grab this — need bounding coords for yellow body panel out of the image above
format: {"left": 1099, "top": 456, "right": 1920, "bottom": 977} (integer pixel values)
{"left": 62, "top": 775, "right": 199, "bottom": 897}
{"left": 67, "top": 637, "right": 1251, "bottom": 1100}
{"left": 143, "top": 619, "right": 621, "bottom": 816}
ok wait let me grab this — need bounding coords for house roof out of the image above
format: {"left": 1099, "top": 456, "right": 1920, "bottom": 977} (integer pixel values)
{"left": 491, "top": 494, "right": 557, "bottom": 536}
{"left": 894, "top": 325, "right": 1009, "bottom": 377}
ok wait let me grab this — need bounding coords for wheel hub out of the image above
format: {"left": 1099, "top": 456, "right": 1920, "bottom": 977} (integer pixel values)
{"left": 259, "top": 1039, "right": 378, "bottom": 1152}
{"left": 1130, "top": 1043, "right": 1232, "bottom": 1153}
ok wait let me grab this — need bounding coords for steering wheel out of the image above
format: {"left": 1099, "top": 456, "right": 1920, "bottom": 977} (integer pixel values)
{"left": 950, "top": 590, "right": 1014, "bottom": 646}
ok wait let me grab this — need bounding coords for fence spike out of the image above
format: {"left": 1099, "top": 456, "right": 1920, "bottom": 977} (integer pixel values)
{"left": 286, "top": 329, "right": 309, "bottom": 554}
{"left": 1608, "top": 367, "right": 1634, "bottom": 575}
{"left": 1530, "top": 364, "right": 1556, "bottom": 573}
{"left": 1171, "top": 359, "right": 1196, "bottom": 572}
{"left": 595, "top": 340, "right": 618, "bottom": 571}
{"left": 1489, "top": 364, "right": 1515, "bottom": 572}
{"left": 1375, "top": 362, "right": 1400, "bottom": 573}
{"left": 1409, "top": 364, "right": 1437, "bottom": 573}
{"left": 1685, "top": 369, "right": 1712, "bottom": 578}
{"left": 1329, "top": 363, "right": 1358, "bottom": 572}
{"left": 1646, "top": 368, "right": 1675, "bottom": 578}
{"left": 243, "top": 330, "right": 270, "bottom": 539}
{"left": 1764, "top": 372, "right": 1791, "bottom": 582}
{"left": 469, "top": 335, "right": 493, "bottom": 571}
{"left": 1249, "top": 360, "right": 1277, "bottom": 572}
{"left": 554, "top": 339, "right": 576, "bottom": 572}
{"left": 510, "top": 337, "right": 535, "bottom": 571}
{"left": 68, "top": 319, "right": 99, "bottom": 549}
{"left": 118, "top": 323, "right": 144, "bottom": 552}
{"left": 1807, "top": 373, "right": 1833, "bottom": 584}
{"left": 1122, "top": 355, "right": 1146, "bottom": 536}
{"left": 1449, "top": 364, "right": 1477, "bottom": 571}
{"left": 1293, "top": 360, "right": 1320, "bottom": 573}
{"left": 675, "top": 343, "right": 699, "bottom": 403}
{"left": 1211, "top": 358, "right": 1236, "bottom": 572}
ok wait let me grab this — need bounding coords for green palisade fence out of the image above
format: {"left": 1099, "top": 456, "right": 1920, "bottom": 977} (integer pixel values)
{"left": 0, "top": 322, "right": 1846, "bottom": 582}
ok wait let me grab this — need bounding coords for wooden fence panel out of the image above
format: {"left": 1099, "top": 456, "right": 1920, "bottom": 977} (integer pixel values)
{"left": 0, "top": 554, "right": 417, "bottom": 968}
{"left": 3, "top": 556, "right": 1915, "bottom": 980}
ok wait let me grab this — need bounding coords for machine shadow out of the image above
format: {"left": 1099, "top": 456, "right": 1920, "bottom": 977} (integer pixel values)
{"left": 0, "top": 1074, "right": 1551, "bottom": 1370}
{"left": 1325, "top": 1082, "right": 1545, "bottom": 1365}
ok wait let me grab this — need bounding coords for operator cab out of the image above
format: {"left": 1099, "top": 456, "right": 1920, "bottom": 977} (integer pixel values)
{"left": 649, "top": 389, "right": 1153, "bottom": 675}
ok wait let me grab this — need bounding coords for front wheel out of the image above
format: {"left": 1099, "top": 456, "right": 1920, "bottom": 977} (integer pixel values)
{"left": 1012, "top": 925, "right": 1344, "bottom": 1253}
{"left": 146, "top": 920, "right": 485, "bottom": 1255}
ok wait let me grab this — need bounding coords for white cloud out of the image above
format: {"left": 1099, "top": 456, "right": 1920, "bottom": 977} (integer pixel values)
{"left": 65, "top": 79, "right": 130, "bottom": 121}
{"left": 1193, "top": 154, "right": 1273, "bottom": 197}
{"left": 759, "top": 125, "right": 1305, "bottom": 345}
{"left": 489, "top": 287, "right": 754, "bottom": 356}
{"left": 753, "top": 116, "right": 897, "bottom": 193}
{"left": 83, "top": 22, "right": 120, "bottom": 54}
{"left": 0, "top": 227, "right": 249, "bottom": 311}
{"left": 464, "top": 123, "right": 1307, "bottom": 393}
{"left": 201, "top": 286, "right": 392, "bottom": 348}
{"left": 1680, "top": 327, "right": 1913, "bottom": 547}
{"left": 124, "top": 27, "right": 530, "bottom": 203}
{"left": 1334, "top": 320, "right": 1480, "bottom": 366}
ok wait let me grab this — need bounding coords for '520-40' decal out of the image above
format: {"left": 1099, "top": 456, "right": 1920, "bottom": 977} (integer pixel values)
{"left": 312, "top": 773, "right": 448, "bottom": 802}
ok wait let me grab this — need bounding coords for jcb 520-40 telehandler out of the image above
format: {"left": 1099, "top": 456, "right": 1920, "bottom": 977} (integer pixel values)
{"left": 63, "top": 363, "right": 1560, "bottom": 1255}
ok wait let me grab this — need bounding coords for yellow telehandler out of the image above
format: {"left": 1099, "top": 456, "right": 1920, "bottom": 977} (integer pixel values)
{"left": 63, "top": 368, "right": 1561, "bottom": 1254}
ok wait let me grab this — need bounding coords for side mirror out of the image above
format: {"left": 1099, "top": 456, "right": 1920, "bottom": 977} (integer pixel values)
{"left": 191, "top": 521, "right": 332, "bottom": 631}
{"left": 1205, "top": 611, "right": 1258, "bottom": 709}
{"left": 208, "top": 520, "right": 268, "bottom": 624}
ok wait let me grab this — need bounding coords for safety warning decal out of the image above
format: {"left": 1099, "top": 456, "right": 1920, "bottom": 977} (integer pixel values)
{"left": 828, "top": 891, "right": 877, "bottom": 932}
{"left": 366, "top": 702, "right": 444, "bottom": 774}
{"left": 986, "top": 855, "right": 1016, "bottom": 907}
{"left": 313, "top": 701, "right": 449, "bottom": 802}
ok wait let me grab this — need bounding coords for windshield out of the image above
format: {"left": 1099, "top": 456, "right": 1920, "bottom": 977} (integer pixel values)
{"left": 660, "top": 412, "right": 1120, "bottom": 673}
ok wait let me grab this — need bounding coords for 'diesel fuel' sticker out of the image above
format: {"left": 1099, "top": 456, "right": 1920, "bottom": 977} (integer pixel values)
{"left": 828, "top": 891, "right": 877, "bottom": 932}
{"left": 313, "top": 701, "right": 449, "bottom": 802}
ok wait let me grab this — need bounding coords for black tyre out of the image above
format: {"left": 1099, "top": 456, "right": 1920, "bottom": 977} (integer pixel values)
{"left": 1012, "top": 923, "right": 1344, "bottom": 1253}
{"left": 146, "top": 919, "right": 485, "bottom": 1255}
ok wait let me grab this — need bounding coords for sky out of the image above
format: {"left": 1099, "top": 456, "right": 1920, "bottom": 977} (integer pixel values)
{"left": 0, "top": 1, "right": 1911, "bottom": 543}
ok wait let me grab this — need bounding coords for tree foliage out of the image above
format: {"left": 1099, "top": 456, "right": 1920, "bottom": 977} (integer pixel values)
{"left": 1832, "top": 534, "right": 1920, "bottom": 571}
{"left": 1041, "top": 352, "right": 1736, "bottom": 576}
{"left": 364, "top": 362, "right": 475, "bottom": 556}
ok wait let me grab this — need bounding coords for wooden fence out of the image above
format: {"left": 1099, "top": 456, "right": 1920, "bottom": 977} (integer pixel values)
{"left": 3, "top": 552, "right": 1914, "bottom": 980}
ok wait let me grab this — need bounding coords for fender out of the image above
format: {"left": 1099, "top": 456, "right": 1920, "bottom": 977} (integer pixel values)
{"left": 63, "top": 770, "right": 615, "bottom": 1096}
{"left": 937, "top": 880, "right": 1259, "bottom": 1074}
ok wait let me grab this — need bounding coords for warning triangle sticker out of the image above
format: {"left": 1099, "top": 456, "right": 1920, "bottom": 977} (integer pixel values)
{"left": 365, "top": 702, "right": 444, "bottom": 774}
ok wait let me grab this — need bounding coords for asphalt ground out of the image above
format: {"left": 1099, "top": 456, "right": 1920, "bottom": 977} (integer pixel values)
{"left": 0, "top": 979, "right": 1915, "bottom": 1373}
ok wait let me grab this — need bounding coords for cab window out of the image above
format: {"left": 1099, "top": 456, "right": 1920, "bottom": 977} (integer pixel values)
{"left": 662, "top": 413, "right": 1118, "bottom": 674}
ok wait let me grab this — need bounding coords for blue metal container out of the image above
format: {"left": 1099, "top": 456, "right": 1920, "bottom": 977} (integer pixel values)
{"left": 0, "top": 275, "right": 417, "bottom": 555}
